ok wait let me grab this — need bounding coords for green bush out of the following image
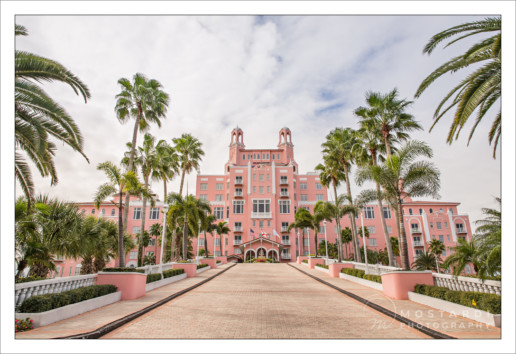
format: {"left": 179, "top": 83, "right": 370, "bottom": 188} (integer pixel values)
{"left": 19, "top": 284, "right": 117, "bottom": 313}
{"left": 216, "top": 260, "right": 222, "bottom": 263}
{"left": 102, "top": 267, "right": 145, "bottom": 273}
{"left": 146, "top": 273, "right": 162, "bottom": 284}
{"left": 316, "top": 264, "right": 329, "bottom": 269}
{"left": 16, "top": 276, "right": 47, "bottom": 284}
{"left": 413, "top": 284, "right": 501, "bottom": 314}
{"left": 341, "top": 268, "right": 382, "bottom": 283}
{"left": 162, "top": 268, "right": 185, "bottom": 278}
{"left": 197, "top": 264, "right": 209, "bottom": 269}
{"left": 363, "top": 274, "right": 382, "bottom": 283}
{"left": 302, "top": 260, "right": 308, "bottom": 263}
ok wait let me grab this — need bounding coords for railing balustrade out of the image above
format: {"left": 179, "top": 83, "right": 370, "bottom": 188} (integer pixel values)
{"left": 432, "top": 273, "right": 501, "bottom": 295}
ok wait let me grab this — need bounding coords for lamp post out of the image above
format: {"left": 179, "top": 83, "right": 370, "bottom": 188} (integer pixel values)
{"left": 296, "top": 230, "right": 300, "bottom": 260}
{"left": 159, "top": 204, "right": 169, "bottom": 274}
{"left": 323, "top": 220, "right": 328, "bottom": 261}
{"left": 196, "top": 219, "right": 201, "bottom": 263}
{"left": 307, "top": 228, "right": 311, "bottom": 259}
{"left": 360, "top": 212, "right": 369, "bottom": 274}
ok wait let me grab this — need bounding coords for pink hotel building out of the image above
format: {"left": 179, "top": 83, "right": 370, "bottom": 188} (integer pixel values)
{"left": 53, "top": 127, "right": 474, "bottom": 277}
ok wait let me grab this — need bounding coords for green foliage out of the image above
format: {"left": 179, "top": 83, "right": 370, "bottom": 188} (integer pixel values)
{"left": 197, "top": 263, "right": 209, "bottom": 269}
{"left": 146, "top": 273, "right": 162, "bottom": 283}
{"left": 19, "top": 285, "right": 117, "bottom": 313}
{"left": 15, "top": 276, "right": 46, "bottom": 284}
{"left": 143, "top": 254, "right": 156, "bottom": 266}
{"left": 315, "top": 264, "right": 329, "bottom": 269}
{"left": 162, "top": 268, "right": 185, "bottom": 278}
{"left": 102, "top": 267, "right": 145, "bottom": 273}
{"left": 340, "top": 268, "right": 382, "bottom": 283}
{"left": 413, "top": 284, "right": 501, "bottom": 314}
{"left": 15, "top": 317, "right": 34, "bottom": 332}
{"left": 302, "top": 260, "right": 308, "bottom": 263}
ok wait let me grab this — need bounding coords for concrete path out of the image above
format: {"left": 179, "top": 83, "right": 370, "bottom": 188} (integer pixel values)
{"left": 101, "top": 264, "right": 427, "bottom": 339}
{"left": 294, "top": 263, "right": 500, "bottom": 339}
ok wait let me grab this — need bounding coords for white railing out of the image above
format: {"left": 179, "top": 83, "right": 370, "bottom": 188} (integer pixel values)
{"left": 456, "top": 228, "right": 466, "bottom": 233}
{"left": 234, "top": 191, "right": 243, "bottom": 197}
{"left": 413, "top": 241, "right": 424, "bottom": 247}
{"left": 282, "top": 254, "right": 291, "bottom": 259}
{"left": 433, "top": 273, "right": 501, "bottom": 295}
{"left": 233, "top": 240, "right": 242, "bottom": 245}
{"left": 282, "top": 240, "right": 290, "bottom": 245}
{"left": 137, "top": 262, "right": 176, "bottom": 274}
{"left": 351, "top": 262, "right": 402, "bottom": 275}
{"left": 234, "top": 226, "right": 243, "bottom": 232}
{"left": 15, "top": 274, "right": 97, "bottom": 309}
{"left": 251, "top": 212, "right": 272, "bottom": 219}
{"left": 280, "top": 191, "right": 289, "bottom": 197}
{"left": 235, "top": 179, "right": 243, "bottom": 185}
{"left": 411, "top": 228, "right": 421, "bottom": 233}
{"left": 281, "top": 226, "right": 288, "bottom": 232}
{"left": 280, "top": 178, "right": 288, "bottom": 184}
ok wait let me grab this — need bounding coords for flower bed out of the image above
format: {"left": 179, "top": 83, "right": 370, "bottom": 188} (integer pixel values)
{"left": 341, "top": 268, "right": 382, "bottom": 283}
{"left": 146, "top": 273, "right": 162, "bottom": 284}
{"left": 15, "top": 318, "right": 34, "bottom": 333}
{"left": 102, "top": 267, "right": 145, "bottom": 273}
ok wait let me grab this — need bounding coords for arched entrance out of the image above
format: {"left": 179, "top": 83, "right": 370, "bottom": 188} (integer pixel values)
{"left": 267, "top": 249, "right": 279, "bottom": 261}
{"left": 244, "top": 249, "right": 256, "bottom": 261}
{"left": 256, "top": 247, "right": 267, "bottom": 259}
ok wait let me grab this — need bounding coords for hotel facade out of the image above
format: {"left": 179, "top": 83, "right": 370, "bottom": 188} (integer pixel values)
{"left": 53, "top": 127, "right": 475, "bottom": 276}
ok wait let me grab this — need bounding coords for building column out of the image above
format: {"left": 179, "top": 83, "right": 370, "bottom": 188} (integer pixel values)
{"left": 448, "top": 211, "right": 457, "bottom": 242}
{"left": 272, "top": 160, "right": 276, "bottom": 195}
{"left": 421, "top": 211, "right": 432, "bottom": 243}
{"left": 247, "top": 161, "right": 251, "bottom": 195}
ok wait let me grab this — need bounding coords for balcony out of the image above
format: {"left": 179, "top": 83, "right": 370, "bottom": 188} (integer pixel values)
{"left": 234, "top": 179, "right": 243, "bottom": 186}
{"left": 279, "top": 178, "right": 288, "bottom": 185}
{"left": 233, "top": 226, "right": 243, "bottom": 232}
{"left": 282, "top": 240, "right": 291, "bottom": 245}
{"left": 251, "top": 212, "right": 272, "bottom": 219}
{"left": 280, "top": 191, "right": 289, "bottom": 198}
{"left": 281, "top": 226, "right": 289, "bottom": 232}
{"left": 233, "top": 240, "right": 242, "bottom": 245}
{"left": 281, "top": 253, "right": 291, "bottom": 259}
{"left": 413, "top": 241, "right": 424, "bottom": 247}
{"left": 234, "top": 191, "right": 243, "bottom": 198}
{"left": 456, "top": 228, "right": 467, "bottom": 234}
{"left": 411, "top": 227, "right": 422, "bottom": 234}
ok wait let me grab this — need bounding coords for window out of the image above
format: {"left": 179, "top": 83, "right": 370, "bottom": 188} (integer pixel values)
{"left": 277, "top": 154, "right": 280, "bottom": 160}
{"left": 235, "top": 176, "right": 243, "bottom": 184}
{"left": 226, "top": 238, "right": 228, "bottom": 245}
{"left": 300, "top": 194, "right": 308, "bottom": 201}
{"left": 267, "top": 174, "right": 270, "bottom": 180}
{"left": 259, "top": 174, "right": 264, "bottom": 181}
{"left": 383, "top": 207, "right": 391, "bottom": 219}
{"left": 235, "top": 187, "right": 242, "bottom": 196}
{"left": 111, "top": 209, "right": 116, "bottom": 216}
{"left": 415, "top": 249, "right": 423, "bottom": 257}
{"left": 279, "top": 200, "right": 290, "bottom": 214}
{"left": 234, "top": 235, "right": 242, "bottom": 244}
{"left": 253, "top": 220, "right": 256, "bottom": 227}
{"left": 429, "top": 208, "right": 433, "bottom": 213}
{"left": 411, "top": 223, "right": 419, "bottom": 231}
{"left": 267, "top": 220, "right": 270, "bottom": 227}
{"left": 234, "top": 221, "right": 242, "bottom": 231}
{"left": 456, "top": 223, "right": 464, "bottom": 230}
{"left": 409, "top": 208, "right": 413, "bottom": 215}
{"left": 200, "top": 183, "right": 208, "bottom": 190}
{"left": 253, "top": 186, "right": 256, "bottom": 193}
{"left": 243, "top": 154, "right": 245, "bottom": 160}
{"left": 272, "top": 154, "right": 275, "bottom": 160}
{"left": 69, "top": 266, "right": 73, "bottom": 276}
{"left": 364, "top": 206, "right": 375, "bottom": 219}
{"left": 300, "top": 206, "right": 309, "bottom": 212}
{"left": 369, "top": 238, "right": 377, "bottom": 246}
{"left": 303, "top": 238, "right": 310, "bottom": 246}
{"left": 233, "top": 201, "right": 244, "bottom": 214}
{"left": 430, "top": 222, "right": 433, "bottom": 228}
{"left": 315, "top": 183, "right": 322, "bottom": 190}
{"left": 252, "top": 199, "right": 270, "bottom": 213}
{"left": 200, "top": 194, "right": 207, "bottom": 201}
{"left": 199, "top": 238, "right": 205, "bottom": 246}
{"left": 294, "top": 194, "right": 297, "bottom": 201}
{"left": 436, "top": 222, "right": 442, "bottom": 230}
{"left": 366, "top": 226, "right": 375, "bottom": 234}
{"left": 214, "top": 207, "right": 223, "bottom": 219}
{"left": 447, "top": 235, "right": 450, "bottom": 241}
{"left": 387, "top": 226, "right": 392, "bottom": 234}
{"left": 439, "top": 235, "right": 444, "bottom": 242}
{"left": 465, "top": 264, "right": 471, "bottom": 274}
{"left": 413, "top": 236, "right": 421, "bottom": 243}
{"left": 133, "top": 208, "right": 141, "bottom": 220}
{"left": 215, "top": 194, "right": 223, "bottom": 201}
{"left": 432, "top": 235, "right": 435, "bottom": 240}
{"left": 439, "top": 208, "right": 443, "bottom": 213}
{"left": 300, "top": 183, "right": 307, "bottom": 190}
{"left": 316, "top": 194, "right": 324, "bottom": 201}
{"left": 444, "top": 222, "right": 448, "bottom": 228}
{"left": 74, "top": 265, "right": 81, "bottom": 276}
{"left": 449, "top": 208, "right": 454, "bottom": 215}
{"left": 129, "top": 251, "right": 137, "bottom": 259}
{"left": 442, "top": 250, "right": 447, "bottom": 257}
{"left": 149, "top": 238, "right": 156, "bottom": 246}
{"left": 214, "top": 238, "right": 221, "bottom": 246}
{"left": 216, "top": 183, "right": 223, "bottom": 190}
{"left": 132, "top": 226, "right": 140, "bottom": 234}
{"left": 419, "top": 208, "right": 423, "bottom": 215}
{"left": 267, "top": 186, "right": 270, "bottom": 193}
{"left": 259, "top": 186, "right": 264, "bottom": 194}
{"left": 101, "top": 208, "right": 105, "bottom": 215}
{"left": 81, "top": 209, "right": 85, "bottom": 214}
{"left": 226, "top": 206, "right": 229, "bottom": 218}
{"left": 282, "top": 235, "right": 290, "bottom": 244}
{"left": 149, "top": 207, "right": 160, "bottom": 220}
{"left": 91, "top": 209, "right": 95, "bottom": 214}
{"left": 253, "top": 174, "right": 256, "bottom": 181}
{"left": 259, "top": 220, "right": 264, "bottom": 228}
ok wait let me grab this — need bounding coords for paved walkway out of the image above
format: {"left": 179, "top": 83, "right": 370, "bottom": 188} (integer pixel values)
{"left": 102, "top": 264, "right": 426, "bottom": 339}
{"left": 292, "top": 263, "right": 500, "bottom": 339}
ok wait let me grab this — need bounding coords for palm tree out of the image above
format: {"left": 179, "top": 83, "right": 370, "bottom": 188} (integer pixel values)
{"left": 412, "top": 251, "right": 437, "bottom": 271}
{"left": 215, "top": 221, "right": 231, "bottom": 257}
{"left": 415, "top": 17, "right": 501, "bottom": 158}
{"left": 341, "top": 227, "right": 353, "bottom": 259}
{"left": 322, "top": 128, "right": 362, "bottom": 262}
{"left": 149, "top": 223, "right": 162, "bottom": 260}
{"left": 94, "top": 161, "right": 147, "bottom": 267}
{"left": 167, "top": 193, "right": 211, "bottom": 260}
{"left": 115, "top": 73, "right": 169, "bottom": 232}
{"left": 428, "top": 239, "right": 445, "bottom": 273}
{"left": 173, "top": 134, "right": 205, "bottom": 196}
{"left": 15, "top": 24, "right": 90, "bottom": 205}
{"left": 313, "top": 201, "right": 331, "bottom": 258}
{"left": 287, "top": 208, "right": 314, "bottom": 257}
{"left": 442, "top": 238, "right": 481, "bottom": 275}
{"left": 356, "top": 141, "right": 441, "bottom": 270}
{"left": 474, "top": 197, "right": 501, "bottom": 278}
{"left": 199, "top": 213, "right": 216, "bottom": 257}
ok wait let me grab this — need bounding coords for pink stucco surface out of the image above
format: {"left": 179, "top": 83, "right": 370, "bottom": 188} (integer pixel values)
{"left": 200, "top": 258, "right": 218, "bottom": 269}
{"left": 297, "top": 256, "right": 309, "bottom": 264}
{"left": 328, "top": 263, "right": 354, "bottom": 278}
{"left": 96, "top": 272, "right": 146, "bottom": 300}
{"left": 216, "top": 256, "right": 228, "bottom": 264}
{"left": 171, "top": 263, "right": 198, "bottom": 278}
{"left": 381, "top": 271, "right": 434, "bottom": 300}
{"left": 307, "top": 258, "right": 325, "bottom": 269}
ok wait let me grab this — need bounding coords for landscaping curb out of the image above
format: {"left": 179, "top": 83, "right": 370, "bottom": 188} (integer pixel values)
{"left": 145, "top": 273, "right": 187, "bottom": 292}
{"left": 339, "top": 272, "right": 383, "bottom": 291}
{"left": 288, "top": 263, "right": 455, "bottom": 339}
{"left": 55, "top": 263, "right": 237, "bottom": 339}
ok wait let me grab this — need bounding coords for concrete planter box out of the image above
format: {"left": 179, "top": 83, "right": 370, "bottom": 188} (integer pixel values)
{"left": 96, "top": 272, "right": 146, "bottom": 300}
{"left": 408, "top": 291, "right": 501, "bottom": 328}
{"left": 200, "top": 258, "right": 218, "bottom": 269}
{"left": 381, "top": 271, "right": 433, "bottom": 300}
{"left": 16, "top": 291, "right": 121, "bottom": 328}
{"left": 197, "top": 266, "right": 210, "bottom": 274}
{"left": 314, "top": 265, "right": 329, "bottom": 274}
{"left": 145, "top": 273, "right": 187, "bottom": 292}
{"left": 172, "top": 263, "right": 198, "bottom": 278}
{"left": 308, "top": 258, "right": 325, "bottom": 269}
{"left": 297, "top": 256, "right": 309, "bottom": 264}
{"left": 216, "top": 256, "right": 228, "bottom": 264}
{"left": 340, "top": 272, "right": 383, "bottom": 291}
{"left": 328, "top": 263, "right": 354, "bottom": 278}
{"left": 301, "top": 261, "right": 309, "bottom": 267}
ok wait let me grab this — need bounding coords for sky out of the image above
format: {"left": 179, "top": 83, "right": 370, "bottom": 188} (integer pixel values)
{"left": 2, "top": 2, "right": 515, "bottom": 353}
{"left": 11, "top": 14, "right": 503, "bottom": 224}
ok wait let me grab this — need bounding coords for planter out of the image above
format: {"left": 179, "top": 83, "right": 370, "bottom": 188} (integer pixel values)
{"left": 171, "top": 263, "right": 198, "bottom": 278}
{"left": 197, "top": 266, "right": 210, "bottom": 274}
{"left": 96, "top": 272, "right": 146, "bottom": 300}
{"left": 308, "top": 258, "right": 325, "bottom": 269}
{"left": 328, "top": 263, "right": 354, "bottom": 278}
{"left": 408, "top": 291, "right": 501, "bottom": 328}
{"left": 340, "top": 273, "right": 383, "bottom": 291}
{"left": 381, "top": 271, "right": 433, "bottom": 300}
{"left": 216, "top": 256, "right": 228, "bottom": 264}
{"left": 296, "top": 256, "right": 309, "bottom": 264}
{"left": 16, "top": 291, "right": 121, "bottom": 328}
{"left": 145, "top": 273, "right": 187, "bottom": 292}
{"left": 200, "top": 258, "right": 218, "bottom": 269}
{"left": 314, "top": 265, "right": 329, "bottom": 274}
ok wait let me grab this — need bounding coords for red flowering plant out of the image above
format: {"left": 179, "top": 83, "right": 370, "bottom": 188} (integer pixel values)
{"left": 15, "top": 318, "right": 34, "bottom": 333}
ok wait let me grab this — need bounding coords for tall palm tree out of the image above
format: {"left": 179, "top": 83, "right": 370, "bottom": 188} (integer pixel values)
{"left": 215, "top": 221, "right": 231, "bottom": 257}
{"left": 341, "top": 227, "right": 353, "bottom": 259}
{"left": 94, "top": 161, "right": 147, "bottom": 267}
{"left": 356, "top": 141, "right": 441, "bottom": 270}
{"left": 474, "top": 197, "right": 501, "bottom": 278}
{"left": 199, "top": 213, "right": 216, "bottom": 257}
{"left": 15, "top": 24, "right": 90, "bottom": 205}
{"left": 115, "top": 73, "right": 169, "bottom": 232}
{"left": 428, "top": 239, "right": 445, "bottom": 273}
{"left": 322, "top": 128, "right": 362, "bottom": 262}
{"left": 442, "top": 238, "right": 481, "bottom": 275}
{"left": 313, "top": 201, "right": 331, "bottom": 258}
{"left": 411, "top": 251, "right": 437, "bottom": 271}
{"left": 173, "top": 134, "right": 205, "bottom": 196}
{"left": 415, "top": 17, "right": 501, "bottom": 158}
{"left": 287, "top": 208, "right": 314, "bottom": 257}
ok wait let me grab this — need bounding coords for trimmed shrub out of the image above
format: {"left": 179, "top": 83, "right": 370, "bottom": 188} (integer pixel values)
{"left": 341, "top": 268, "right": 382, "bottom": 283}
{"left": 16, "top": 276, "right": 47, "bottom": 284}
{"left": 363, "top": 274, "right": 382, "bottom": 283}
{"left": 146, "top": 273, "right": 162, "bottom": 284}
{"left": 413, "top": 284, "right": 501, "bottom": 314}
{"left": 162, "top": 268, "right": 185, "bottom": 278}
{"left": 197, "top": 264, "right": 209, "bottom": 269}
{"left": 302, "top": 260, "right": 308, "bottom": 264}
{"left": 216, "top": 260, "right": 222, "bottom": 263}
{"left": 102, "top": 267, "right": 145, "bottom": 273}
{"left": 316, "top": 264, "right": 329, "bottom": 269}
{"left": 18, "top": 284, "right": 117, "bottom": 313}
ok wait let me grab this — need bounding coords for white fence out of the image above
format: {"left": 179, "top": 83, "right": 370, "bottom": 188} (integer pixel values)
{"left": 15, "top": 274, "right": 97, "bottom": 309}
{"left": 351, "top": 262, "right": 402, "bottom": 275}
{"left": 136, "top": 262, "right": 175, "bottom": 274}
{"left": 433, "top": 273, "right": 501, "bottom": 295}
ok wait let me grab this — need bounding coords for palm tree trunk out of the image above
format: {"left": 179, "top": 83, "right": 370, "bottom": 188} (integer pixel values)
{"left": 138, "top": 175, "right": 149, "bottom": 267}
{"left": 179, "top": 169, "right": 186, "bottom": 197}
{"left": 204, "top": 230, "right": 209, "bottom": 257}
{"left": 332, "top": 181, "right": 344, "bottom": 262}
{"left": 171, "top": 228, "right": 177, "bottom": 261}
{"left": 396, "top": 195, "right": 410, "bottom": 270}
{"left": 342, "top": 163, "right": 361, "bottom": 263}
{"left": 314, "top": 230, "right": 318, "bottom": 257}
{"left": 123, "top": 114, "right": 142, "bottom": 233}
{"left": 162, "top": 179, "right": 167, "bottom": 261}
{"left": 118, "top": 190, "right": 125, "bottom": 267}
{"left": 183, "top": 218, "right": 188, "bottom": 260}
{"left": 382, "top": 129, "right": 392, "bottom": 157}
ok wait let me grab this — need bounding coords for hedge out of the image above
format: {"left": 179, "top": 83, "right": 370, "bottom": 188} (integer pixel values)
{"left": 146, "top": 273, "right": 162, "bottom": 283}
{"left": 162, "top": 268, "right": 185, "bottom": 278}
{"left": 413, "top": 284, "right": 501, "bottom": 314}
{"left": 316, "top": 264, "right": 329, "bottom": 269}
{"left": 341, "top": 268, "right": 382, "bottom": 283}
{"left": 18, "top": 284, "right": 117, "bottom": 313}
{"left": 216, "top": 260, "right": 222, "bottom": 263}
{"left": 102, "top": 267, "right": 145, "bottom": 273}
{"left": 16, "top": 276, "right": 47, "bottom": 284}
{"left": 197, "top": 264, "right": 209, "bottom": 269}
{"left": 302, "top": 260, "right": 308, "bottom": 264}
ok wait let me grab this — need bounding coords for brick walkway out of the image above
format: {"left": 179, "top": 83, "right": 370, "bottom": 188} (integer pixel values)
{"left": 102, "top": 264, "right": 427, "bottom": 339}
